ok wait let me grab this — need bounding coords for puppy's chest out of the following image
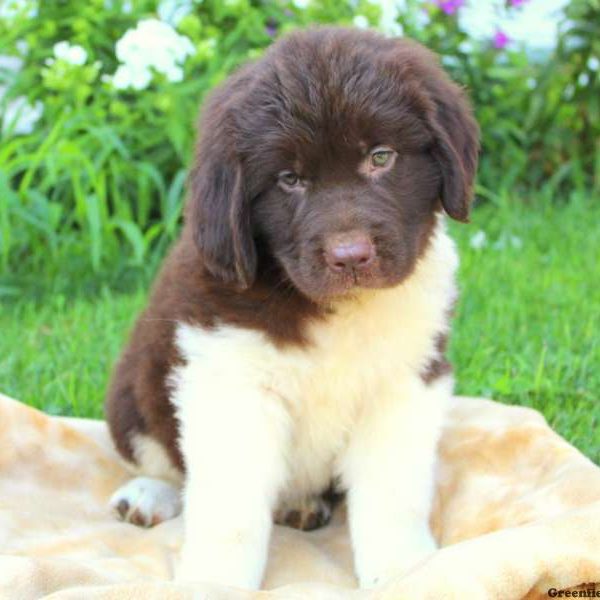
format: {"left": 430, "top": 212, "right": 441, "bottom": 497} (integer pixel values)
{"left": 263, "top": 285, "right": 447, "bottom": 494}
{"left": 278, "top": 290, "right": 434, "bottom": 421}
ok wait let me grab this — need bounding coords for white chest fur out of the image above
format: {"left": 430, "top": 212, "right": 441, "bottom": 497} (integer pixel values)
{"left": 170, "top": 221, "right": 458, "bottom": 499}
{"left": 172, "top": 221, "right": 458, "bottom": 588}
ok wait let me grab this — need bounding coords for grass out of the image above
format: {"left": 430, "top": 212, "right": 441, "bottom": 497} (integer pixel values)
{"left": 450, "top": 191, "right": 599, "bottom": 463}
{"left": 0, "top": 192, "right": 598, "bottom": 463}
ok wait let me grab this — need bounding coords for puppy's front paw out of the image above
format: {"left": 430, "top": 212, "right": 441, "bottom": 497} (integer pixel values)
{"left": 274, "top": 494, "right": 333, "bottom": 531}
{"left": 109, "top": 476, "right": 181, "bottom": 527}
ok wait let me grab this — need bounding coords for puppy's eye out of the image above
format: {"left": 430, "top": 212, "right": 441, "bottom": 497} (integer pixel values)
{"left": 371, "top": 149, "right": 394, "bottom": 168}
{"left": 278, "top": 170, "right": 302, "bottom": 190}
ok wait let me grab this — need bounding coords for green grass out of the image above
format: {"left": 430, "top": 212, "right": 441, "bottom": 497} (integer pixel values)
{"left": 0, "top": 288, "right": 146, "bottom": 418}
{"left": 450, "top": 192, "right": 599, "bottom": 463}
{"left": 0, "top": 193, "right": 598, "bottom": 462}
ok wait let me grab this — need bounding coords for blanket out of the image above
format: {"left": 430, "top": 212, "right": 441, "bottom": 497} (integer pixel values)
{"left": 0, "top": 392, "right": 599, "bottom": 599}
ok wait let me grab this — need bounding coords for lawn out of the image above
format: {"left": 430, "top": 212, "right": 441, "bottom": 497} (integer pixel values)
{"left": 0, "top": 192, "right": 598, "bottom": 463}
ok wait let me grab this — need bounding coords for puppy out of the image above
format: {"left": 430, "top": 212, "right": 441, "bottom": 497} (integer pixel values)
{"left": 105, "top": 26, "right": 479, "bottom": 589}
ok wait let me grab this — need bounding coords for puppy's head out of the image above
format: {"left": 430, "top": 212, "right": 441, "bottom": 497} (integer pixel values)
{"left": 187, "top": 27, "right": 479, "bottom": 301}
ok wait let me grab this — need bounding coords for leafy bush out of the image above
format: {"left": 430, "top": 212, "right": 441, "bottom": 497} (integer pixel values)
{"left": 535, "top": 0, "right": 600, "bottom": 192}
{"left": 0, "top": 0, "right": 597, "bottom": 286}
{"left": 396, "top": 0, "right": 599, "bottom": 198}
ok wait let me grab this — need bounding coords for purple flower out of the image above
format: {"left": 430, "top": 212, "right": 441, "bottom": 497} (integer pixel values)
{"left": 493, "top": 30, "right": 510, "bottom": 49}
{"left": 436, "top": 0, "right": 465, "bottom": 15}
{"left": 509, "top": 0, "right": 528, "bottom": 7}
{"left": 265, "top": 22, "right": 278, "bottom": 38}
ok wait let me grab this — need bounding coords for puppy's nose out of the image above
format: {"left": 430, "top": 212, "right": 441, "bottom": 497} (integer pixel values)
{"left": 324, "top": 231, "right": 375, "bottom": 272}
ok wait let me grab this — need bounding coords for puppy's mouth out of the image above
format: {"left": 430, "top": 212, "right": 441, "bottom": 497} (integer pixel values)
{"left": 282, "top": 256, "right": 405, "bottom": 304}
{"left": 325, "top": 268, "right": 404, "bottom": 299}
{"left": 323, "top": 262, "right": 387, "bottom": 292}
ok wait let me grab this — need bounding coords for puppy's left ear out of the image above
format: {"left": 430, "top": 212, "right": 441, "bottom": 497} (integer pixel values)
{"left": 186, "top": 102, "right": 257, "bottom": 289}
{"left": 426, "top": 73, "right": 480, "bottom": 222}
{"left": 188, "top": 151, "right": 257, "bottom": 289}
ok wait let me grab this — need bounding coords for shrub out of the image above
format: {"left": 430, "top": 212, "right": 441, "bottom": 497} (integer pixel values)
{"left": 397, "top": 0, "right": 599, "bottom": 197}
{"left": 534, "top": 0, "right": 600, "bottom": 192}
{"left": 0, "top": 0, "right": 596, "bottom": 285}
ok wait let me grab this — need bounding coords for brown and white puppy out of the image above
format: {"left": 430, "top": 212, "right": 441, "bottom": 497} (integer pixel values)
{"left": 105, "top": 27, "right": 479, "bottom": 589}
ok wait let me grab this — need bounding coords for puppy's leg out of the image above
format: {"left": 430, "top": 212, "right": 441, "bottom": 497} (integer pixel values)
{"left": 173, "top": 362, "right": 291, "bottom": 590}
{"left": 342, "top": 376, "right": 451, "bottom": 588}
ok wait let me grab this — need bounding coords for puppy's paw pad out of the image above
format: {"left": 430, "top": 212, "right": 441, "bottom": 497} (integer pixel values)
{"left": 274, "top": 495, "right": 332, "bottom": 531}
{"left": 109, "top": 476, "right": 181, "bottom": 528}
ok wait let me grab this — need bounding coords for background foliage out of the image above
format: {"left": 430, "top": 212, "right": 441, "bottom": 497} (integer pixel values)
{"left": 0, "top": 0, "right": 598, "bottom": 288}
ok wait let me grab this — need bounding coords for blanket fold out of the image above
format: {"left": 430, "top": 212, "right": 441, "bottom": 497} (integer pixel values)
{"left": 1, "top": 393, "right": 598, "bottom": 599}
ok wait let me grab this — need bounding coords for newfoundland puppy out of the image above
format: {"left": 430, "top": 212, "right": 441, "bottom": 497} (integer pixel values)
{"left": 106, "top": 26, "right": 479, "bottom": 589}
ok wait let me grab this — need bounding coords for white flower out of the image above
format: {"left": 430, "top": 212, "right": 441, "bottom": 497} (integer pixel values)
{"left": 526, "top": 77, "right": 536, "bottom": 90}
{"left": 165, "top": 64, "right": 184, "bottom": 82}
{"left": 0, "top": 56, "right": 24, "bottom": 108}
{"left": 112, "top": 63, "right": 152, "bottom": 90}
{"left": 460, "top": 2, "right": 561, "bottom": 50}
{"left": 378, "top": 0, "right": 404, "bottom": 36}
{"left": 353, "top": 15, "right": 369, "bottom": 29}
{"left": 389, "top": 22, "right": 404, "bottom": 36}
{"left": 293, "top": 0, "right": 310, "bottom": 9}
{"left": 16, "top": 39, "right": 29, "bottom": 55}
{"left": 469, "top": 230, "right": 487, "bottom": 250}
{"left": 115, "top": 20, "right": 195, "bottom": 66}
{"left": 414, "top": 6, "right": 430, "bottom": 28}
{"left": 53, "top": 41, "right": 88, "bottom": 66}
{"left": 0, "top": 55, "right": 23, "bottom": 73}
{"left": 158, "top": 0, "right": 193, "bottom": 26}
{"left": 2, "top": 96, "right": 43, "bottom": 135}
{"left": 441, "top": 55, "right": 460, "bottom": 68}
{"left": 0, "top": 0, "right": 37, "bottom": 19}
{"left": 578, "top": 72, "right": 590, "bottom": 87}
{"left": 111, "top": 18, "right": 195, "bottom": 90}
{"left": 458, "top": 41, "right": 473, "bottom": 54}
{"left": 587, "top": 56, "right": 599, "bottom": 72}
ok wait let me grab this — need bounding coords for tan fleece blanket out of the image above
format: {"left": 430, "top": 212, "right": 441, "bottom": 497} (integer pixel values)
{"left": 1, "top": 392, "right": 599, "bottom": 600}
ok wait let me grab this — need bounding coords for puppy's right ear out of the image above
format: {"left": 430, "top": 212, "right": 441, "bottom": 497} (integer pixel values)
{"left": 426, "top": 78, "right": 479, "bottom": 223}
{"left": 393, "top": 39, "right": 479, "bottom": 223}
{"left": 186, "top": 109, "right": 257, "bottom": 290}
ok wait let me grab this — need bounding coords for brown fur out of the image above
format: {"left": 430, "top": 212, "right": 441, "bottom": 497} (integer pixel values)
{"left": 105, "top": 27, "right": 479, "bottom": 473}
{"left": 420, "top": 332, "right": 452, "bottom": 385}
